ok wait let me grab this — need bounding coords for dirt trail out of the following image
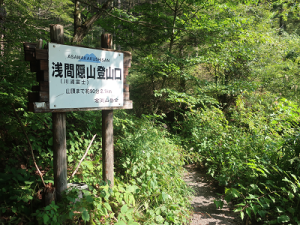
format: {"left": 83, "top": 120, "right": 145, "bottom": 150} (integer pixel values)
{"left": 183, "top": 164, "right": 243, "bottom": 225}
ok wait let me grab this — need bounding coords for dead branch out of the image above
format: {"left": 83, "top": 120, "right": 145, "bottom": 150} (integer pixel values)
{"left": 12, "top": 104, "right": 46, "bottom": 187}
{"left": 68, "top": 134, "right": 97, "bottom": 183}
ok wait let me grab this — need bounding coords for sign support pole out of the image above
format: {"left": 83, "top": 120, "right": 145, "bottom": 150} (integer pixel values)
{"left": 101, "top": 33, "right": 114, "bottom": 187}
{"left": 50, "top": 24, "right": 67, "bottom": 201}
{"left": 24, "top": 26, "right": 132, "bottom": 204}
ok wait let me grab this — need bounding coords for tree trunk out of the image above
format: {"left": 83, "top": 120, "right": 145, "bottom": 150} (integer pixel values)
{"left": 72, "top": 0, "right": 114, "bottom": 43}
{"left": 179, "top": 46, "right": 185, "bottom": 92}
{"left": 279, "top": 4, "right": 286, "bottom": 35}
{"left": 117, "top": 0, "right": 121, "bottom": 50}
{"left": 161, "top": 0, "right": 179, "bottom": 90}
{"left": 74, "top": 1, "right": 82, "bottom": 38}
{"left": 101, "top": 33, "right": 114, "bottom": 188}
{"left": 50, "top": 25, "right": 67, "bottom": 202}
{"left": 0, "top": 0, "right": 6, "bottom": 57}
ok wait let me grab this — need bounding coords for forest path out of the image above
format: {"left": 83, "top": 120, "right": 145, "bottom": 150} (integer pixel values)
{"left": 183, "top": 164, "right": 244, "bottom": 225}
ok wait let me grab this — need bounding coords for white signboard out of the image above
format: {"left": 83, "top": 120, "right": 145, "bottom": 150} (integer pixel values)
{"left": 48, "top": 43, "right": 123, "bottom": 109}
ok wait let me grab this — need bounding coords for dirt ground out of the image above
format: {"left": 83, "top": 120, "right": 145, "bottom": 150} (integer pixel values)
{"left": 183, "top": 164, "right": 244, "bottom": 225}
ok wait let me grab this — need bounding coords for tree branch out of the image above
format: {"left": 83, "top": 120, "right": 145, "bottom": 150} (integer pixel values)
{"left": 78, "top": 0, "right": 187, "bottom": 32}
{"left": 68, "top": 134, "right": 97, "bottom": 183}
{"left": 72, "top": 0, "right": 114, "bottom": 43}
{"left": 12, "top": 104, "right": 46, "bottom": 187}
{"left": 105, "top": 11, "right": 187, "bottom": 31}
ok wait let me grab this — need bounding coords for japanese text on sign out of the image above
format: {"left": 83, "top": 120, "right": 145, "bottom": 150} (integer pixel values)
{"left": 49, "top": 43, "right": 124, "bottom": 109}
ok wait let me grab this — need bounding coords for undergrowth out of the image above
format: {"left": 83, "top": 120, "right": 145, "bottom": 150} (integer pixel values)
{"left": 0, "top": 110, "right": 192, "bottom": 224}
{"left": 178, "top": 91, "right": 300, "bottom": 224}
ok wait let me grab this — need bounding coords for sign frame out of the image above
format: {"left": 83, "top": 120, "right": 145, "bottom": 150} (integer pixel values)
{"left": 48, "top": 43, "right": 124, "bottom": 109}
{"left": 24, "top": 43, "right": 132, "bottom": 113}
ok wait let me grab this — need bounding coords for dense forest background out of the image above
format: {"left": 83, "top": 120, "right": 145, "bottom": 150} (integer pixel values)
{"left": 1, "top": 0, "right": 300, "bottom": 224}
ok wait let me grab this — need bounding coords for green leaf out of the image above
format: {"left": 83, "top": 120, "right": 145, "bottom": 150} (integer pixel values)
{"left": 127, "top": 221, "right": 139, "bottom": 225}
{"left": 156, "top": 215, "right": 164, "bottom": 223}
{"left": 234, "top": 207, "right": 243, "bottom": 213}
{"left": 277, "top": 215, "right": 290, "bottom": 223}
{"left": 240, "top": 211, "right": 245, "bottom": 220}
{"left": 126, "top": 185, "right": 138, "bottom": 193}
{"left": 121, "top": 204, "right": 128, "bottom": 214}
{"left": 43, "top": 214, "right": 50, "bottom": 224}
{"left": 24, "top": 181, "right": 34, "bottom": 185}
{"left": 115, "top": 221, "right": 126, "bottom": 225}
{"left": 69, "top": 211, "right": 74, "bottom": 219}
{"left": 144, "top": 202, "right": 149, "bottom": 210}
{"left": 214, "top": 200, "right": 224, "bottom": 209}
{"left": 100, "top": 190, "right": 106, "bottom": 198}
{"left": 169, "top": 204, "right": 179, "bottom": 210}
{"left": 48, "top": 137, "right": 53, "bottom": 146}
{"left": 269, "top": 195, "right": 276, "bottom": 203}
{"left": 291, "top": 183, "right": 297, "bottom": 193}
{"left": 44, "top": 180, "right": 54, "bottom": 184}
{"left": 231, "top": 188, "right": 240, "bottom": 198}
{"left": 104, "top": 202, "right": 112, "bottom": 211}
{"left": 245, "top": 207, "right": 252, "bottom": 218}
{"left": 294, "top": 217, "right": 300, "bottom": 225}
{"left": 167, "top": 215, "right": 175, "bottom": 222}
{"left": 258, "top": 210, "right": 267, "bottom": 218}
{"left": 82, "top": 210, "right": 90, "bottom": 222}
{"left": 276, "top": 206, "right": 284, "bottom": 213}
{"left": 85, "top": 194, "right": 94, "bottom": 203}
{"left": 129, "top": 195, "right": 135, "bottom": 206}
{"left": 68, "top": 155, "right": 73, "bottom": 162}
{"left": 161, "top": 192, "right": 168, "bottom": 202}
{"left": 288, "top": 192, "right": 294, "bottom": 199}
{"left": 251, "top": 204, "right": 259, "bottom": 216}
{"left": 11, "top": 207, "right": 17, "bottom": 213}
{"left": 247, "top": 194, "right": 257, "bottom": 199}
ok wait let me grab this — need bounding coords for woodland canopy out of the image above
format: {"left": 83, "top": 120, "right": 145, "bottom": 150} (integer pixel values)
{"left": 1, "top": 0, "right": 300, "bottom": 224}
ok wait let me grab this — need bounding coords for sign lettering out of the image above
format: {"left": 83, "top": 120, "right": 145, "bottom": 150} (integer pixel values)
{"left": 49, "top": 43, "right": 124, "bottom": 109}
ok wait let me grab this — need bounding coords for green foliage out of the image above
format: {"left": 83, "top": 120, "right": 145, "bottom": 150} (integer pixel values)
{"left": 28, "top": 111, "right": 192, "bottom": 225}
{"left": 114, "top": 111, "right": 193, "bottom": 224}
{"left": 178, "top": 91, "right": 300, "bottom": 223}
{"left": 32, "top": 182, "right": 140, "bottom": 225}
{"left": 251, "top": 31, "right": 300, "bottom": 102}
{"left": 3, "top": 0, "right": 300, "bottom": 224}
{"left": 0, "top": 5, "right": 76, "bottom": 222}
{"left": 1, "top": 106, "right": 192, "bottom": 224}
{"left": 34, "top": 201, "right": 61, "bottom": 225}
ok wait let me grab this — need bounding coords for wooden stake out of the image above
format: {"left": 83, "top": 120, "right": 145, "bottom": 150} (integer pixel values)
{"left": 102, "top": 110, "right": 114, "bottom": 187}
{"left": 101, "top": 33, "right": 114, "bottom": 187}
{"left": 50, "top": 24, "right": 64, "bottom": 45}
{"left": 50, "top": 24, "right": 67, "bottom": 201}
{"left": 101, "top": 33, "right": 113, "bottom": 49}
{"left": 52, "top": 113, "right": 67, "bottom": 201}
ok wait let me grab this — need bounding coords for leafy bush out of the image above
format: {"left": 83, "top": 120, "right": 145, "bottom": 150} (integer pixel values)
{"left": 0, "top": 108, "right": 192, "bottom": 224}
{"left": 178, "top": 91, "right": 300, "bottom": 224}
{"left": 32, "top": 181, "right": 139, "bottom": 225}
{"left": 114, "top": 111, "right": 193, "bottom": 224}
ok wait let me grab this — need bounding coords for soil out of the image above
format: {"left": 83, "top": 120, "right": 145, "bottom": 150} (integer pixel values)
{"left": 183, "top": 164, "right": 244, "bottom": 225}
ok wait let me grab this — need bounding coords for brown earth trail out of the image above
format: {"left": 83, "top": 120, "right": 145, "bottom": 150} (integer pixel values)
{"left": 183, "top": 164, "right": 244, "bottom": 225}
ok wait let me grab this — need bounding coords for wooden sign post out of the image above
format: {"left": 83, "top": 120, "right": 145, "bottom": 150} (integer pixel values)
{"left": 101, "top": 33, "right": 114, "bottom": 187}
{"left": 50, "top": 24, "right": 67, "bottom": 202}
{"left": 23, "top": 25, "right": 132, "bottom": 202}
